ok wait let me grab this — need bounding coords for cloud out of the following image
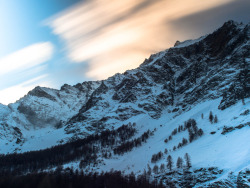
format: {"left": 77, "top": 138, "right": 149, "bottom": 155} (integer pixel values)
{"left": 0, "top": 42, "right": 54, "bottom": 75}
{"left": 0, "top": 63, "right": 48, "bottom": 90}
{"left": 46, "top": 0, "right": 234, "bottom": 79}
{"left": 0, "top": 42, "right": 54, "bottom": 104}
{"left": 0, "top": 74, "right": 51, "bottom": 105}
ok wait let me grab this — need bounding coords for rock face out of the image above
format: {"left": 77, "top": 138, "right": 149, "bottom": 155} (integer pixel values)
{"left": 65, "top": 21, "right": 250, "bottom": 136}
{"left": 0, "top": 21, "right": 249, "bottom": 187}
{"left": 0, "top": 21, "right": 249, "bottom": 142}
{"left": 17, "top": 81, "right": 101, "bottom": 128}
{"left": 0, "top": 81, "right": 100, "bottom": 142}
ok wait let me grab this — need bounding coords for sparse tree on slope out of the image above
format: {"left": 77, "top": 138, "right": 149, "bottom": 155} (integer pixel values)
{"left": 184, "top": 153, "right": 191, "bottom": 169}
{"left": 167, "top": 155, "right": 173, "bottom": 171}
{"left": 209, "top": 111, "right": 214, "bottom": 123}
{"left": 176, "top": 157, "right": 183, "bottom": 169}
{"left": 214, "top": 115, "right": 218, "bottom": 123}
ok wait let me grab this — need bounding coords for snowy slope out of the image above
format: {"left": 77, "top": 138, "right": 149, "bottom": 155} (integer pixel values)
{"left": 65, "top": 20, "right": 250, "bottom": 139}
{"left": 58, "top": 98, "right": 249, "bottom": 187}
{"left": 94, "top": 98, "right": 250, "bottom": 174}
{"left": 0, "top": 81, "right": 101, "bottom": 147}
{"left": 0, "top": 20, "right": 249, "bottom": 186}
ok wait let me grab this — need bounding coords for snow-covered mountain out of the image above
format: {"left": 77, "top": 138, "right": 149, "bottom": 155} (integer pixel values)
{"left": 0, "top": 81, "right": 100, "bottom": 146}
{"left": 65, "top": 20, "right": 249, "bottom": 137}
{"left": 0, "top": 20, "right": 249, "bottom": 187}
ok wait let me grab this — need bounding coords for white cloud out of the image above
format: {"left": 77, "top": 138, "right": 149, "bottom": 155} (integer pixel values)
{"left": 0, "top": 42, "right": 54, "bottom": 75}
{"left": 0, "top": 42, "right": 54, "bottom": 104}
{"left": 46, "top": 0, "right": 233, "bottom": 79}
{"left": 0, "top": 74, "right": 51, "bottom": 105}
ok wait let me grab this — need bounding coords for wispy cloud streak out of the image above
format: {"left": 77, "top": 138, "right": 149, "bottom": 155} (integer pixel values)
{"left": 0, "top": 42, "right": 54, "bottom": 104}
{"left": 46, "top": 0, "right": 234, "bottom": 79}
{"left": 0, "top": 42, "right": 53, "bottom": 75}
{"left": 0, "top": 75, "right": 51, "bottom": 105}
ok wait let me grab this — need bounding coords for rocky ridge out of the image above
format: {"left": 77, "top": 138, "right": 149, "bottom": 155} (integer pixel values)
{"left": 0, "top": 81, "right": 100, "bottom": 142}
{"left": 0, "top": 20, "right": 249, "bottom": 146}
{"left": 65, "top": 20, "right": 249, "bottom": 137}
{"left": 0, "top": 21, "right": 249, "bottom": 187}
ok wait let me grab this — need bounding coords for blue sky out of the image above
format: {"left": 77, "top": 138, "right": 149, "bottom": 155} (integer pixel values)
{"left": 0, "top": 0, "right": 79, "bottom": 56}
{"left": 0, "top": 0, "right": 249, "bottom": 104}
{"left": 0, "top": 0, "right": 84, "bottom": 79}
{"left": 0, "top": 0, "right": 89, "bottom": 104}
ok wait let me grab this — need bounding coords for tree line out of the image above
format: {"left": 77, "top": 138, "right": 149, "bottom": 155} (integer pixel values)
{"left": 163, "top": 119, "right": 204, "bottom": 154}
{"left": 150, "top": 153, "right": 192, "bottom": 174}
{"left": 0, "top": 123, "right": 138, "bottom": 174}
{"left": 0, "top": 169, "right": 166, "bottom": 188}
{"left": 114, "top": 130, "right": 153, "bottom": 155}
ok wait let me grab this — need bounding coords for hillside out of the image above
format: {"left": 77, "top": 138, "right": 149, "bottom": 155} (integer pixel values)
{"left": 0, "top": 20, "right": 249, "bottom": 187}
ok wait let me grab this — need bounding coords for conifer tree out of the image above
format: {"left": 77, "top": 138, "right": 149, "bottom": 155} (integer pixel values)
{"left": 209, "top": 111, "right": 214, "bottom": 123}
{"left": 147, "top": 164, "right": 152, "bottom": 176}
{"left": 214, "top": 115, "right": 218, "bottom": 123}
{"left": 176, "top": 157, "right": 183, "bottom": 169}
{"left": 167, "top": 155, "right": 173, "bottom": 171}
{"left": 184, "top": 153, "right": 191, "bottom": 169}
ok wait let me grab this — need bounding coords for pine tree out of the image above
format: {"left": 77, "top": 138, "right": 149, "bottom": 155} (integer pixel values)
{"left": 176, "top": 157, "right": 183, "bottom": 169}
{"left": 164, "top": 148, "right": 168, "bottom": 154}
{"left": 173, "top": 146, "right": 176, "bottom": 151}
{"left": 184, "top": 153, "right": 191, "bottom": 169}
{"left": 147, "top": 164, "right": 152, "bottom": 176}
{"left": 209, "top": 111, "right": 214, "bottom": 123}
{"left": 182, "top": 138, "right": 188, "bottom": 145}
{"left": 188, "top": 128, "right": 195, "bottom": 143}
{"left": 214, "top": 115, "right": 218, "bottom": 123}
{"left": 167, "top": 155, "right": 173, "bottom": 171}
{"left": 197, "top": 128, "right": 204, "bottom": 137}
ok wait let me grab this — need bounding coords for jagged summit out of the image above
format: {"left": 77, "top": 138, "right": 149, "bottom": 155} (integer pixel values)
{"left": 0, "top": 20, "right": 249, "bottom": 139}
{"left": 64, "top": 20, "right": 249, "bottom": 134}
{"left": 0, "top": 21, "right": 249, "bottom": 186}
{"left": 0, "top": 21, "right": 250, "bottom": 187}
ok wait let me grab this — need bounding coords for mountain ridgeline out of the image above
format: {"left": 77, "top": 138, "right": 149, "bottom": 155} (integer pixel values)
{"left": 65, "top": 20, "right": 249, "bottom": 136}
{"left": 0, "top": 20, "right": 249, "bottom": 143}
{"left": 0, "top": 20, "right": 249, "bottom": 187}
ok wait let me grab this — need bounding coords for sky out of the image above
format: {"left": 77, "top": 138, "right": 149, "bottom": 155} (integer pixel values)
{"left": 0, "top": 0, "right": 249, "bottom": 105}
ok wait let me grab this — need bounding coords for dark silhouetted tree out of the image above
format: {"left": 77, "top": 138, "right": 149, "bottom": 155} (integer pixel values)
{"left": 197, "top": 129, "right": 204, "bottom": 137}
{"left": 209, "top": 111, "right": 214, "bottom": 123}
{"left": 182, "top": 138, "right": 188, "bottom": 145}
{"left": 147, "top": 164, "right": 152, "bottom": 176}
{"left": 214, "top": 115, "right": 218, "bottom": 123}
{"left": 164, "top": 149, "right": 168, "bottom": 154}
{"left": 176, "top": 157, "right": 183, "bottom": 169}
{"left": 153, "top": 165, "right": 159, "bottom": 174}
{"left": 184, "top": 153, "right": 191, "bottom": 169}
{"left": 167, "top": 155, "right": 173, "bottom": 171}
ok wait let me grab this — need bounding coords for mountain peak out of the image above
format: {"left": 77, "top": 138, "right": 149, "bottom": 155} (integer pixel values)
{"left": 0, "top": 21, "right": 249, "bottom": 187}
{"left": 0, "top": 22, "right": 249, "bottom": 183}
